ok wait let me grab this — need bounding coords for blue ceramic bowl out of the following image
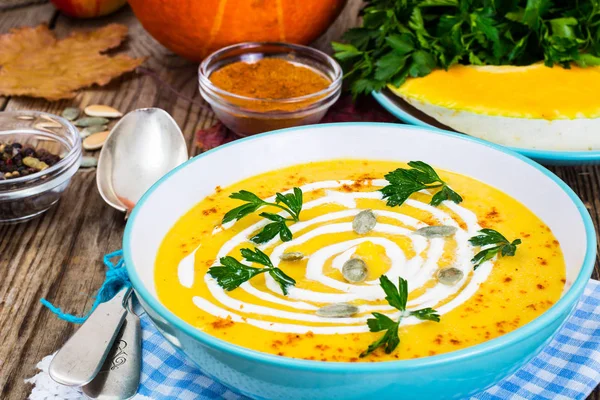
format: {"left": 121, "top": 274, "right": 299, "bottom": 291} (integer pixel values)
{"left": 124, "top": 123, "right": 596, "bottom": 400}
{"left": 372, "top": 90, "right": 600, "bottom": 166}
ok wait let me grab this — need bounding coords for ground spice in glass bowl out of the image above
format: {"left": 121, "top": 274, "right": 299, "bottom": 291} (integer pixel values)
{"left": 0, "top": 111, "right": 82, "bottom": 224}
{"left": 199, "top": 42, "right": 342, "bottom": 136}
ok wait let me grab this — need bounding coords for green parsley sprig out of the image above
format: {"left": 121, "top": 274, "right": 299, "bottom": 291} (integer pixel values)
{"left": 333, "top": 0, "right": 600, "bottom": 97}
{"left": 222, "top": 188, "right": 303, "bottom": 244}
{"left": 469, "top": 229, "right": 522, "bottom": 269}
{"left": 380, "top": 161, "right": 463, "bottom": 207}
{"left": 361, "top": 276, "right": 440, "bottom": 358}
{"left": 208, "top": 248, "right": 296, "bottom": 295}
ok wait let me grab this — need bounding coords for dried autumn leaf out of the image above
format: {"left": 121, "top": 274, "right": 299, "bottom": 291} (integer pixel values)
{"left": 0, "top": 24, "right": 146, "bottom": 101}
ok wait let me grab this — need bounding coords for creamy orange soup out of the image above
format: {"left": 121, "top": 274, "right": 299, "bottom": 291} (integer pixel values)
{"left": 155, "top": 160, "right": 565, "bottom": 362}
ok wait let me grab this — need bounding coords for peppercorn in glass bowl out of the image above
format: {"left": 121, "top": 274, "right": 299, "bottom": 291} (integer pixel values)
{"left": 199, "top": 42, "right": 342, "bottom": 136}
{"left": 0, "top": 111, "right": 82, "bottom": 224}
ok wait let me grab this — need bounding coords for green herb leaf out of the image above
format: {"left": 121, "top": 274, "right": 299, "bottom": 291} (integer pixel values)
{"left": 367, "top": 312, "right": 397, "bottom": 331}
{"left": 379, "top": 275, "right": 408, "bottom": 312}
{"left": 208, "top": 256, "right": 266, "bottom": 291}
{"left": 410, "top": 307, "right": 441, "bottom": 322}
{"left": 275, "top": 187, "right": 303, "bottom": 220}
{"left": 222, "top": 188, "right": 304, "bottom": 243}
{"left": 380, "top": 161, "right": 462, "bottom": 208}
{"left": 268, "top": 268, "right": 297, "bottom": 295}
{"left": 239, "top": 247, "right": 273, "bottom": 268}
{"left": 330, "top": 42, "right": 362, "bottom": 61}
{"left": 469, "top": 229, "right": 522, "bottom": 269}
{"left": 361, "top": 277, "right": 440, "bottom": 358}
{"left": 208, "top": 248, "right": 296, "bottom": 294}
{"left": 251, "top": 215, "right": 293, "bottom": 244}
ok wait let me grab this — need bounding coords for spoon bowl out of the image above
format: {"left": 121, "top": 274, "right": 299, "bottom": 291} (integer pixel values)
{"left": 97, "top": 108, "right": 188, "bottom": 214}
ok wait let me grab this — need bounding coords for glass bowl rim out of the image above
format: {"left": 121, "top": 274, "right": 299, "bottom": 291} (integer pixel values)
{"left": 198, "top": 41, "right": 343, "bottom": 105}
{"left": 0, "top": 110, "right": 82, "bottom": 187}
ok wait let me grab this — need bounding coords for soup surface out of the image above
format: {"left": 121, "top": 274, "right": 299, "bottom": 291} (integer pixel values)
{"left": 155, "top": 160, "right": 565, "bottom": 362}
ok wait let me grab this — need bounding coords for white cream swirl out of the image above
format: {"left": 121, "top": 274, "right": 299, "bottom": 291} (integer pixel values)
{"left": 180, "top": 180, "right": 492, "bottom": 334}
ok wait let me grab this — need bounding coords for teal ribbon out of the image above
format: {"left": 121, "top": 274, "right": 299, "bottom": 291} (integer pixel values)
{"left": 40, "top": 250, "right": 130, "bottom": 324}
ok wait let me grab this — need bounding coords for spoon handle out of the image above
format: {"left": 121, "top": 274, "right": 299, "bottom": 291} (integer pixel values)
{"left": 49, "top": 286, "right": 132, "bottom": 386}
{"left": 82, "top": 296, "right": 142, "bottom": 400}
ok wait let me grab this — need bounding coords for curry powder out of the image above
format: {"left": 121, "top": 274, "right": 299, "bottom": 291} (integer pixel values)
{"left": 209, "top": 58, "right": 331, "bottom": 101}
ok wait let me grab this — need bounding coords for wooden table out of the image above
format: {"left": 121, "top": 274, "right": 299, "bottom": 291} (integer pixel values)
{"left": 0, "top": 2, "right": 598, "bottom": 399}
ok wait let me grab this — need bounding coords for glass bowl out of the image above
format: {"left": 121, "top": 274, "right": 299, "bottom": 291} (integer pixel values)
{"left": 199, "top": 42, "right": 342, "bottom": 136}
{"left": 0, "top": 111, "right": 82, "bottom": 224}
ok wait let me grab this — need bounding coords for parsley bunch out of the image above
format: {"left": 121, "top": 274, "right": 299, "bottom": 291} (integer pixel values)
{"left": 333, "top": 0, "right": 600, "bottom": 96}
{"left": 208, "top": 248, "right": 296, "bottom": 295}
{"left": 361, "top": 276, "right": 440, "bottom": 357}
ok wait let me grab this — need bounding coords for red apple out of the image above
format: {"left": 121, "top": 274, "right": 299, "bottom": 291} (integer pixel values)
{"left": 50, "top": 0, "right": 127, "bottom": 18}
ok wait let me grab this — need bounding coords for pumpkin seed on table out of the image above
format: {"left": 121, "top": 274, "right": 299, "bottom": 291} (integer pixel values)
{"left": 16, "top": 115, "right": 34, "bottom": 120}
{"left": 33, "top": 124, "right": 56, "bottom": 134}
{"left": 83, "top": 130, "right": 110, "bottom": 150}
{"left": 342, "top": 258, "right": 368, "bottom": 283}
{"left": 414, "top": 225, "right": 457, "bottom": 238}
{"left": 40, "top": 115, "right": 62, "bottom": 126}
{"left": 280, "top": 252, "right": 304, "bottom": 261}
{"left": 437, "top": 267, "right": 464, "bottom": 286}
{"left": 80, "top": 124, "right": 107, "bottom": 138}
{"left": 62, "top": 107, "right": 80, "bottom": 121}
{"left": 84, "top": 105, "right": 123, "bottom": 118}
{"left": 75, "top": 117, "right": 109, "bottom": 127}
{"left": 35, "top": 121, "right": 62, "bottom": 129}
{"left": 316, "top": 303, "right": 359, "bottom": 318}
{"left": 353, "top": 209, "right": 377, "bottom": 234}
{"left": 80, "top": 156, "right": 98, "bottom": 168}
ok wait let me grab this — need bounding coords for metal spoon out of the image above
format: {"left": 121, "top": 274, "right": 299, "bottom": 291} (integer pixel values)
{"left": 49, "top": 287, "right": 132, "bottom": 387}
{"left": 82, "top": 295, "right": 141, "bottom": 400}
{"left": 97, "top": 108, "right": 188, "bottom": 215}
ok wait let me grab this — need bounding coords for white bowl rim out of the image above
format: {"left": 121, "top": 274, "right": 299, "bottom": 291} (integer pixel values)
{"left": 123, "top": 122, "right": 597, "bottom": 372}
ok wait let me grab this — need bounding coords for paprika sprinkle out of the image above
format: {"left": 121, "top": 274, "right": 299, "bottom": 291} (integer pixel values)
{"left": 209, "top": 58, "right": 331, "bottom": 100}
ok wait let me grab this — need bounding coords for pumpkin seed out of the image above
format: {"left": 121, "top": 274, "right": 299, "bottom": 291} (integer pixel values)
{"left": 40, "top": 115, "right": 61, "bottom": 125}
{"left": 437, "top": 267, "right": 464, "bottom": 286}
{"left": 316, "top": 303, "right": 359, "bottom": 318}
{"left": 352, "top": 209, "right": 377, "bottom": 234}
{"left": 414, "top": 225, "right": 457, "bottom": 238}
{"left": 280, "top": 252, "right": 304, "bottom": 261}
{"left": 33, "top": 124, "right": 56, "bottom": 134}
{"left": 83, "top": 130, "right": 110, "bottom": 150}
{"left": 16, "top": 115, "right": 34, "bottom": 120}
{"left": 35, "top": 121, "right": 62, "bottom": 129}
{"left": 80, "top": 125, "right": 107, "bottom": 138}
{"left": 84, "top": 105, "right": 123, "bottom": 118}
{"left": 80, "top": 156, "right": 98, "bottom": 168}
{"left": 62, "top": 107, "right": 80, "bottom": 121}
{"left": 75, "top": 117, "right": 109, "bottom": 127}
{"left": 342, "top": 258, "right": 368, "bottom": 283}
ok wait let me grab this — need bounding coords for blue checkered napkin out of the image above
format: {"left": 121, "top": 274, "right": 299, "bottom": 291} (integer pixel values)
{"left": 136, "top": 280, "right": 600, "bottom": 400}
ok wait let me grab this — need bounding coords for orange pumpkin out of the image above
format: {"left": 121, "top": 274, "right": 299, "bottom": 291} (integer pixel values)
{"left": 128, "top": 0, "right": 346, "bottom": 62}
{"left": 50, "top": 0, "right": 127, "bottom": 18}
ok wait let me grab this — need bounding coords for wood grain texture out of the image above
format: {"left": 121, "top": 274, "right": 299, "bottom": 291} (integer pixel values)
{"left": 0, "top": 2, "right": 598, "bottom": 399}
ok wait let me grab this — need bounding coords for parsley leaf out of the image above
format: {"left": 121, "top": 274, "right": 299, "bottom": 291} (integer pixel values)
{"left": 222, "top": 188, "right": 303, "bottom": 244}
{"left": 361, "top": 276, "right": 440, "bottom": 357}
{"left": 380, "top": 161, "right": 463, "bottom": 208}
{"left": 333, "top": 0, "right": 600, "bottom": 96}
{"left": 469, "top": 229, "right": 522, "bottom": 269}
{"left": 208, "top": 248, "right": 296, "bottom": 295}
